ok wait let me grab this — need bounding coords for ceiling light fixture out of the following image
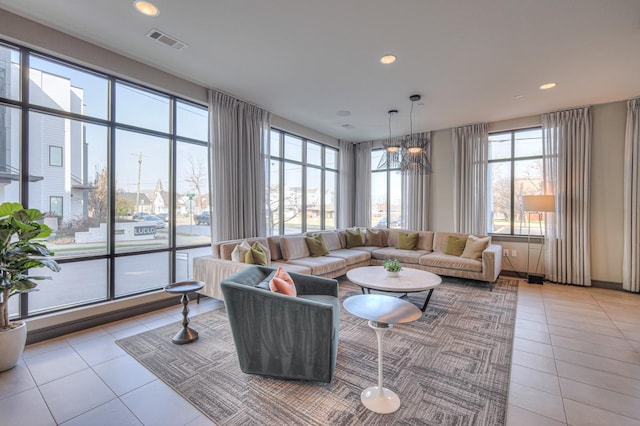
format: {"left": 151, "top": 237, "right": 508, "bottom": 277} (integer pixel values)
{"left": 377, "top": 110, "right": 402, "bottom": 169}
{"left": 380, "top": 54, "right": 397, "bottom": 65}
{"left": 539, "top": 82, "right": 557, "bottom": 90}
{"left": 134, "top": 0, "right": 159, "bottom": 16}
{"left": 400, "top": 95, "right": 432, "bottom": 175}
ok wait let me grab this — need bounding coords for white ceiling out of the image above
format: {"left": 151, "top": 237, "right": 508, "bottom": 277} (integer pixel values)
{"left": 1, "top": 0, "right": 640, "bottom": 142}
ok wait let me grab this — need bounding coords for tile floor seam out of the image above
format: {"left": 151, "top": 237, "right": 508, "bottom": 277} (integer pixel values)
{"left": 558, "top": 373, "right": 640, "bottom": 401}
{"left": 509, "top": 404, "right": 568, "bottom": 426}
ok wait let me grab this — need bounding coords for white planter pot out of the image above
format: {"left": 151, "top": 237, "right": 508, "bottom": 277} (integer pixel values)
{"left": 0, "top": 322, "right": 27, "bottom": 372}
{"left": 386, "top": 270, "right": 400, "bottom": 278}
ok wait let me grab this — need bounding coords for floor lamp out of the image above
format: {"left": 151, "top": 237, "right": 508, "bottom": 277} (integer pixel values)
{"left": 522, "top": 195, "right": 555, "bottom": 284}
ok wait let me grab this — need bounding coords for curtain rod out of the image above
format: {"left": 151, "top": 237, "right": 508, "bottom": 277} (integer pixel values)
{"left": 208, "top": 88, "right": 267, "bottom": 112}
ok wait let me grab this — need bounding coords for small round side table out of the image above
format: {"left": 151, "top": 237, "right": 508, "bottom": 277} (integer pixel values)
{"left": 164, "top": 280, "right": 204, "bottom": 345}
{"left": 343, "top": 294, "right": 422, "bottom": 414}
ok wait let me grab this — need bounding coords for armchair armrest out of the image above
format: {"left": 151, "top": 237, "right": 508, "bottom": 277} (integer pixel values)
{"left": 288, "top": 271, "right": 339, "bottom": 297}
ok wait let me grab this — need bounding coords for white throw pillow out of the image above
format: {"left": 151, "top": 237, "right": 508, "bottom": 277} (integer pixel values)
{"left": 460, "top": 235, "right": 490, "bottom": 261}
{"left": 231, "top": 240, "right": 252, "bottom": 263}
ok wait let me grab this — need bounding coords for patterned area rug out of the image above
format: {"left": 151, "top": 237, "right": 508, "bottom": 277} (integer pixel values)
{"left": 117, "top": 277, "right": 518, "bottom": 425}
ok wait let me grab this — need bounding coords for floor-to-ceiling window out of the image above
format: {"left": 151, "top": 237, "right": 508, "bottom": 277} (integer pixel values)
{"left": 371, "top": 149, "right": 402, "bottom": 228}
{"left": 488, "top": 127, "right": 544, "bottom": 235}
{"left": 0, "top": 40, "right": 210, "bottom": 318}
{"left": 268, "top": 129, "right": 338, "bottom": 235}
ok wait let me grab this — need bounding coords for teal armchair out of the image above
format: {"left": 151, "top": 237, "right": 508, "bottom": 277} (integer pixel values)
{"left": 221, "top": 266, "right": 340, "bottom": 383}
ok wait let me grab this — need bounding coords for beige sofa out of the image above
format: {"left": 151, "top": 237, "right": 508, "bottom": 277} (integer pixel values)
{"left": 194, "top": 228, "right": 502, "bottom": 299}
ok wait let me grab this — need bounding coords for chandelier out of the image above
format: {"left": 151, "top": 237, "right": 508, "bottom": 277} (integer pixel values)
{"left": 377, "top": 95, "right": 432, "bottom": 174}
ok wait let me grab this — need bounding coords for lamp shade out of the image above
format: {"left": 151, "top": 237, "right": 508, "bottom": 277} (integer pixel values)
{"left": 522, "top": 195, "right": 555, "bottom": 212}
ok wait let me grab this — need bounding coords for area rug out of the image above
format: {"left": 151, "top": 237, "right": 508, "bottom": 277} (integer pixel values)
{"left": 117, "top": 277, "right": 518, "bottom": 425}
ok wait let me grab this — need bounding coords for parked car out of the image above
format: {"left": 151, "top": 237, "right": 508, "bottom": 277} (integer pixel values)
{"left": 195, "top": 211, "right": 210, "bottom": 225}
{"left": 376, "top": 216, "right": 400, "bottom": 228}
{"left": 134, "top": 214, "right": 165, "bottom": 229}
{"left": 157, "top": 213, "right": 169, "bottom": 222}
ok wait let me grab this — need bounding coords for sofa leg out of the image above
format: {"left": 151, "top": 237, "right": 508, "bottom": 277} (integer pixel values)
{"left": 489, "top": 281, "right": 494, "bottom": 292}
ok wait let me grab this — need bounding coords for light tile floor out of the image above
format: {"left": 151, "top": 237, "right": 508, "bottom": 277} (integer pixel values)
{"left": 1, "top": 280, "right": 639, "bottom": 425}
{"left": 506, "top": 281, "right": 640, "bottom": 426}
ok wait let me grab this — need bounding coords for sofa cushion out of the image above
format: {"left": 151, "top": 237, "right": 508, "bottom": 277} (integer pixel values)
{"left": 460, "top": 235, "right": 491, "bottom": 261}
{"left": 371, "top": 247, "right": 430, "bottom": 264}
{"left": 267, "top": 236, "right": 284, "bottom": 261}
{"left": 387, "top": 229, "right": 434, "bottom": 251}
{"left": 231, "top": 240, "right": 252, "bottom": 262}
{"left": 306, "top": 234, "right": 330, "bottom": 257}
{"left": 286, "top": 256, "right": 347, "bottom": 275}
{"left": 444, "top": 236, "right": 467, "bottom": 256}
{"left": 345, "top": 228, "right": 364, "bottom": 248}
{"left": 326, "top": 248, "right": 371, "bottom": 265}
{"left": 419, "top": 252, "right": 482, "bottom": 272}
{"left": 433, "top": 232, "right": 472, "bottom": 253}
{"left": 220, "top": 237, "right": 270, "bottom": 261}
{"left": 309, "top": 231, "right": 343, "bottom": 251}
{"left": 270, "top": 261, "right": 312, "bottom": 274}
{"left": 280, "top": 236, "right": 311, "bottom": 260}
{"left": 397, "top": 232, "right": 419, "bottom": 250}
{"left": 246, "top": 241, "right": 270, "bottom": 266}
{"left": 365, "top": 228, "right": 387, "bottom": 247}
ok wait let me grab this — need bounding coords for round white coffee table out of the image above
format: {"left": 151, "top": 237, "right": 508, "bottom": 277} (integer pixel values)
{"left": 346, "top": 266, "right": 442, "bottom": 312}
{"left": 343, "top": 294, "right": 422, "bottom": 414}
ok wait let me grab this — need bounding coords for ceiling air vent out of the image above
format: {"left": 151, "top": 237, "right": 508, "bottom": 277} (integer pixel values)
{"left": 145, "top": 29, "right": 188, "bottom": 51}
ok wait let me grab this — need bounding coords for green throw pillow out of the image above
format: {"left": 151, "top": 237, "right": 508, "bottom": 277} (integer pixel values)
{"left": 444, "top": 236, "right": 467, "bottom": 256}
{"left": 305, "top": 234, "right": 329, "bottom": 257}
{"left": 397, "top": 232, "right": 419, "bottom": 250}
{"left": 345, "top": 228, "right": 364, "bottom": 248}
{"left": 245, "top": 242, "right": 269, "bottom": 266}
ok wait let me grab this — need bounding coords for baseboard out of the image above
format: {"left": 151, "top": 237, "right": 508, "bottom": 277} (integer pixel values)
{"left": 25, "top": 294, "right": 198, "bottom": 344}
{"left": 591, "top": 280, "right": 623, "bottom": 291}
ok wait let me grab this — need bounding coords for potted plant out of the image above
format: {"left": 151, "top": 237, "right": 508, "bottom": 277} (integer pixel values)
{"left": 0, "top": 202, "right": 60, "bottom": 372}
{"left": 382, "top": 259, "right": 402, "bottom": 277}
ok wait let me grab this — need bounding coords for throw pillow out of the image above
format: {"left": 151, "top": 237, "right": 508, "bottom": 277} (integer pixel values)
{"left": 460, "top": 235, "right": 491, "bottom": 261}
{"left": 231, "top": 240, "right": 251, "bottom": 263}
{"left": 245, "top": 241, "right": 270, "bottom": 266}
{"left": 255, "top": 269, "right": 277, "bottom": 290}
{"left": 269, "top": 266, "right": 297, "bottom": 296}
{"left": 345, "top": 228, "right": 364, "bottom": 248}
{"left": 397, "top": 232, "right": 419, "bottom": 250}
{"left": 305, "top": 234, "right": 329, "bottom": 256}
{"left": 269, "top": 277, "right": 297, "bottom": 296}
{"left": 443, "top": 236, "right": 467, "bottom": 256}
{"left": 366, "top": 228, "right": 385, "bottom": 247}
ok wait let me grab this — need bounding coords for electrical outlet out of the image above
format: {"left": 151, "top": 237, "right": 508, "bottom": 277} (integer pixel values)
{"left": 503, "top": 250, "right": 508, "bottom": 257}
{"left": 511, "top": 249, "right": 517, "bottom": 257}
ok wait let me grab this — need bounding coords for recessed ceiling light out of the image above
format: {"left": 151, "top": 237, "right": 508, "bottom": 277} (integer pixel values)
{"left": 539, "top": 82, "right": 557, "bottom": 90}
{"left": 341, "top": 124, "right": 355, "bottom": 130}
{"left": 336, "top": 110, "right": 351, "bottom": 117}
{"left": 514, "top": 95, "right": 524, "bottom": 99}
{"left": 380, "top": 55, "right": 396, "bottom": 65}
{"left": 134, "top": 0, "right": 159, "bottom": 16}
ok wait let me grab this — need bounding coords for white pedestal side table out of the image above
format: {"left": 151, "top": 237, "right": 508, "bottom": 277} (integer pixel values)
{"left": 343, "top": 294, "right": 422, "bottom": 414}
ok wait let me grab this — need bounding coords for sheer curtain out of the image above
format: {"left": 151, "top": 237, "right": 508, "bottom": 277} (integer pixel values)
{"left": 208, "top": 89, "right": 271, "bottom": 241}
{"left": 354, "top": 142, "right": 372, "bottom": 226}
{"left": 623, "top": 98, "right": 640, "bottom": 292}
{"left": 402, "top": 131, "right": 432, "bottom": 230}
{"left": 452, "top": 123, "right": 489, "bottom": 234}
{"left": 543, "top": 106, "right": 591, "bottom": 286}
{"left": 338, "top": 140, "right": 355, "bottom": 228}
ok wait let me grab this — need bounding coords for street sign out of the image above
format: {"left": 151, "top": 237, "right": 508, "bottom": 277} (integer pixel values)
{"left": 187, "top": 193, "right": 195, "bottom": 200}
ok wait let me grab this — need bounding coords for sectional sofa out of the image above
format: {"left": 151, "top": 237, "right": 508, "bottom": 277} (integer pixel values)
{"left": 194, "top": 228, "right": 502, "bottom": 299}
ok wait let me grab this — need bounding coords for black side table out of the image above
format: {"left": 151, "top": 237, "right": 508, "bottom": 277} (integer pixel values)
{"left": 164, "top": 280, "right": 204, "bottom": 345}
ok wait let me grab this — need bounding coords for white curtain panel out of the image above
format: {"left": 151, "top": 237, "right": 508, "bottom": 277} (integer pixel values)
{"left": 402, "top": 131, "right": 432, "bottom": 230}
{"left": 354, "top": 142, "right": 372, "bottom": 227}
{"left": 337, "top": 140, "right": 355, "bottom": 228}
{"left": 542, "top": 106, "right": 592, "bottom": 286}
{"left": 623, "top": 98, "right": 640, "bottom": 292}
{"left": 208, "top": 89, "right": 271, "bottom": 241}
{"left": 452, "top": 123, "right": 489, "bottom": 234}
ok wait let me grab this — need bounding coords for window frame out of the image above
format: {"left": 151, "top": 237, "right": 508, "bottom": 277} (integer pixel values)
{"left": 268, "top": 128, "right": 338, "bottom": 235}
{"left": 0, "top": 38, "right": 210, "bottom": 320}
{"left": 488, "top": 126, "right": 544, "bottom": 236}
{"left": 48, "top": 145, "right": 63, "bottom": 167}
{"left": 371, "top": 148, "right": 403, "bottom": 229}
